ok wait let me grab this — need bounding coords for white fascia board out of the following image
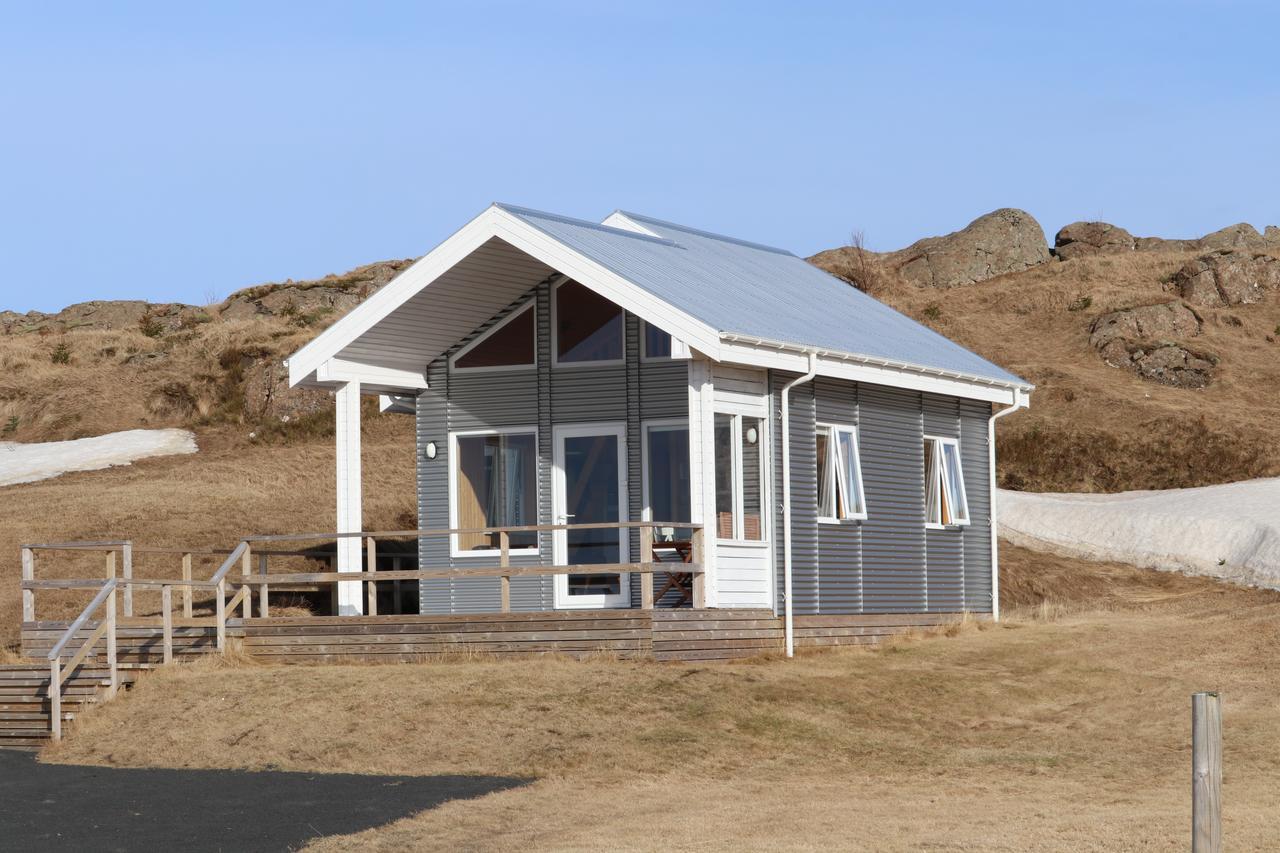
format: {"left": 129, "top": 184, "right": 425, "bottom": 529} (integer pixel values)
{"left": 717, "top": 339, "right": 1026, "bottom": 405}
{"left": 316, "top": 358, "right": 428, "bottom": 390}
{"left": 287, "top": 206, "right": 513, "bottom": 387}
{"left": 489, "top": 208, "right": 723, "bottom": 361}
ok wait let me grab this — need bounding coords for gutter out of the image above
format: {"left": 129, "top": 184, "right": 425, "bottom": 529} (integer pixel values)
{"left": 988, "top": 388, "right": 1028, "bottom": 621}
{"left": 780, "top": 351, "right": 819, "bottom": 658}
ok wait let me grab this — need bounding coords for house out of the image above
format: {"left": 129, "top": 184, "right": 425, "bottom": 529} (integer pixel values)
{"left": 286, "top": 203, "right": 1032, "bottom": 656}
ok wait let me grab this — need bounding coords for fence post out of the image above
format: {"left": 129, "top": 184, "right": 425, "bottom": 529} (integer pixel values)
{"left": 691, "top": 526, "right": 706, "bottom": 608}
{"left": 106, "top": 585, "right": 118, "bottom": 697}
{"left": 640, "top": 525, "right": 654, "bottom": 610}
{"left": 21, "top": 547, "right": 35, "bottom": 623}
{"left": 161, "top": 585, "right": 173, "bottom": 665}
{"left": 366, "top": 537, "right": 379, "bottom": 616}
{"left": 499, "top": 532, "right": 511, "bottom": 613}
{"left": 392, "top": 556, "right": 403, "bottom": 616}
{"left": 121, "top": 541, "right": 133, "bottom": 618}
{"left": 181, "top": 552, "right": 193, "bottom": 619}
{"left": 1192, "top": 691, "right": 1222, "bottom": 853}
{"left": 240, "top": 543, "right": 252, "bottom": 619}
{"left": 215, "top": 578, "right": 226, "bottom": 652}
{"left": 258, "top": 552, "right": 269, "bottom": 619}
{"left": 49, "top": 658, "right": 62, "bottom": 741}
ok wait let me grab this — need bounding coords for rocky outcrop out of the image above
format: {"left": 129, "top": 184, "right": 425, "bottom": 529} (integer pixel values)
{"left": 1053, "top": 222, "right": 1136, "bottom": 260}
{"left": 240, "top": 356, "right": 330, "bottom": 422}
{"left": 1089, "top": 302, "right": 1213, "bottom": 388}
{"left": 885, "top": 208, "right": 1050, "bottom": 288}
{"left": 219, "top": 259, "right": 414, "bottom": 323}
{"left": 0, "top": 301, "right": 199, "bottom": 335}
{"left": 1170, "top": 250, "right": 1280, "bottom": 307}
{"left": 1200, "top": 223, "right": 1270, "bottom": 251}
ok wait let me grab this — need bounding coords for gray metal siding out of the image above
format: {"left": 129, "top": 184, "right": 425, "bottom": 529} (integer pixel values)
{"left": 960, "top": 399, "right": 993, "bottom": 612}
{"left": 923, "top": 395, "right": 965, "bottom": 612}
{"left": 418, "top": 280, "right": 687, "bottom": 615}
{"left": 771, "top": 372, "right": 818, "bottom": 614}
{"left": 814, "top": 377, "right": 863, "bottom": 614}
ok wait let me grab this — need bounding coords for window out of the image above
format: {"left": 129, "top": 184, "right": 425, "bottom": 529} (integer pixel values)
{"left": 924, "top": 436, "right": 969, "bottom": 528}
{"left": 713, "top": 412, "right": 766, "bottom": 542}
{"left": 451, "top": 430, "right": 538, "bottom": 554}
{"left": 450, "top": 303, "right": 535, "bottom": 372}
{"left": 554, "top": 279, "right": 623, "bottom": 365}
{"left": 642, "top": 423, "right": 692, "bottom": 542}
{"left": 817, "top": 424, "right": 867, "bottom": 522}
{"left": 641, "top": 321, "right": 672, "bottom": 359}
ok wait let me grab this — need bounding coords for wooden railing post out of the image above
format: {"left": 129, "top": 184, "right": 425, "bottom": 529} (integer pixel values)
{"left": 181, "top": 552, "right": 193, "bottom": 618}
{"left": 691, "top": 526, "right": 706, "bottom": 608}
{"left": 366, "top": 537, "right": 379, "bottom": 616}
{"left": 106, "top": 585, "right": 118, "bottom": 696}
{"left": 1192, "top": 691, "right": 1222, "bottom": 853}
{"left": 640, "top": 525, "right": 654, "bottom": 609}
{"left": 240, "top": 542, "right": 252, "bottom": 619}
{"left": 258, "top": 552, "right": 269, "bottom": 619}
{"left": 392, "top": 556, "right": 403, "bottom": 616}
{"left": 49, "top": 658, "right": 62, "bottom": 741}
{"left": 499, "top": 532, "right": 511, "bottom": 613}
{"left": 21, "top": 547, "right": 34, "bottom": 622}
{"left": 161, "top": 584, "right": 173, "bottom": 665}
{"left": 121, "top": 541, "right": 133, "bottom": 618}
{"left": 215, "top": 578, "right": 226, "bottom": 652}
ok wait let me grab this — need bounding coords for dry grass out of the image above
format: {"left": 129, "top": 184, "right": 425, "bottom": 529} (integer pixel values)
{"left": 812, "top": 248, "right": 1280, "bottom": 491}
{"left": 44, "top": 550, "right": 1280, "bottom": 851}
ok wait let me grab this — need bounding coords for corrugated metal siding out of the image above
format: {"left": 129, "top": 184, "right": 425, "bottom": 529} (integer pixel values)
{"left": 771, "top": 372, "right": 818, "bottom": 614}
{"left": 814, "top": 377, "right": 862, "bottom": 614}
{"left": 923, "top": 395, "right": 965, "bottom": 612}
{"left": 960, "top": 399, "right": 993, "bottom": 613}
{"left": 418, "top": 280, "right": 687, "bottom": 615}
{"left": 859, "top": 385, "right": 927, "bottom": 613}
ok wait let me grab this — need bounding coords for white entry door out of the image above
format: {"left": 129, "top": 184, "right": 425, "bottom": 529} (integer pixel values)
{"left": 552, "top": 423, "right": 630, "bottom": 609}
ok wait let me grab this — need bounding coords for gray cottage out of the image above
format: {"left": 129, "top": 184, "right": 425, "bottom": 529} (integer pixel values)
{"left": 287, "top": 204, "right": 1031, "bottom": 656}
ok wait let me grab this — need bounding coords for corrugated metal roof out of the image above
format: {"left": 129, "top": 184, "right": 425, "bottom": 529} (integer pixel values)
{"left": 497, "top": 204, "right": 1028, "bottom": 388}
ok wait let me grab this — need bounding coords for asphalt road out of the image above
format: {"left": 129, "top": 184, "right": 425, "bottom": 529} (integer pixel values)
{"left": 0, "top": 750, "right": 527, "bottom": 852}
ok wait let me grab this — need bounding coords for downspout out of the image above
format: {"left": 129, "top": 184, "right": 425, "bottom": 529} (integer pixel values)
{"left": 780, "top": 351, "right": 819, "bottom": 658}
{"left": 988, "top": 388, "right": 1028, "bottom": 621}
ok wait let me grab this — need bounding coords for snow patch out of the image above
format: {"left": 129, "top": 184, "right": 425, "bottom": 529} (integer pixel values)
{"left": 0, "top": 429, "right": 198, "bottom": 487}
{"left": 998, "top": 479, "right": 1280, "bottom": 589}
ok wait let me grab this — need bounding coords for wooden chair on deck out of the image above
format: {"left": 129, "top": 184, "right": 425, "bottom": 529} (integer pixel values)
{"left": 651, "top": 536, "right": 694, "bottom": 607}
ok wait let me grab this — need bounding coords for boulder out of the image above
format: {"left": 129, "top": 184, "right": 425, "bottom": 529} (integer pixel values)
{"left": 885, "top": 208, "right": 1050, "bottom": 288}
{"left": 1199, "top": 223, "right": 1267, "bottom": 250}
{"left": 1088, "top": 302, "right": 1201, "bottom": 350}
{"left": 1171, "top": 250, "right": 1280, "bottom": 307}
{"left": 240, "top": 356, "right": 330, "bottom": 422}
{"left": 1053, "top": 221, "right": 1135, "bottom": 260}
{"left": 1124, "top": 344, "right": 1216, "bottom": 389}
{"left": 1134, "top": 237, "right": 1200, "bottom": 253}
{"left": 1266, "top": 225, "right": 1280, "bottom": 243}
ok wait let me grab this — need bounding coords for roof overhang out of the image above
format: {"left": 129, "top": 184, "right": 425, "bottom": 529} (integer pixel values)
{"left": 286, "top": 204, "right": 723, "bottom": 393}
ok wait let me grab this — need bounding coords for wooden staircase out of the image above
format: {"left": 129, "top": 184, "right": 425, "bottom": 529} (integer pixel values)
{"left": 0, "top": 662, "right": 145, "bottom": 751}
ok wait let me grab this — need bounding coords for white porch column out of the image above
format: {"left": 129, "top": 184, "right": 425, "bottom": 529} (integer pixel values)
{"left": 686, "top": 357, "right": 717, "bottom": 607}
{"left": 335, "top": 380, "right": 364, "bottom": 615}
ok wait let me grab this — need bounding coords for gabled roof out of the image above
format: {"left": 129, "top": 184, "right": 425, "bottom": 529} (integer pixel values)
{"left": 287, "top": 203, "right": 1031, "bottom": 399}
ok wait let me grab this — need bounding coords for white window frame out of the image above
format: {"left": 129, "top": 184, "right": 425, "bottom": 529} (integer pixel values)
{"left": 448, "top": 301, "right": 536, "bottom": 374}
{"left": 924, "top": 435, "right": 970, "bottom": 530}
{"left": 640, "top": 321, "right": 673, "bottom": 362}
{"left": 817, "top": 423, "right": 868, "bottom": 523}
{"left": 713, "top": 410, "right": 769, "bottom": 546}
{"left": 551, "top": 421, "right": 630, "bottom": 610}
{"left": 641, "top": 419, "right": 690, "bottom": 524}
{"left": 448, "top": 425, "right": 541, "bottom": 558}
{"left": 550, "top": 278, "right": 625, "bottom": 369}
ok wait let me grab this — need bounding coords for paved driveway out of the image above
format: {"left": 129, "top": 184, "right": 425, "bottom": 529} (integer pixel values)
{"left": 0, "top": 750, "right": 527, "bottom": 852}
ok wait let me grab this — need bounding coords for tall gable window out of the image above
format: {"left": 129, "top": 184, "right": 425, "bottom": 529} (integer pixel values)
{"left": 554, "top": 279, "right": 623, "bottom": 365}
{"left": 817, "top": 424, "right": 867, "bottom": 522}
{"left": 924, "top": 436, "right": 969, "bottom": 528}
{"left": 451, "top": 303, "right": 535, "bottom": 372}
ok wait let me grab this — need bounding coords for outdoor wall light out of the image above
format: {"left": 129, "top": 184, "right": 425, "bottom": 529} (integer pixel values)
{"left": 746, "top": 427, "right": 759, "bottom": 445}
{"left": 425, "top": 441, "right": 437, "bottom": 460}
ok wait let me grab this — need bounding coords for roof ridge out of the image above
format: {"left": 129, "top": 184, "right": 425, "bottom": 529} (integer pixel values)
{"left": 495, "top": 203, "right": 680, "bottom": 247}
{"left": 614, "top": 210, "right": 794, "bottom": 256}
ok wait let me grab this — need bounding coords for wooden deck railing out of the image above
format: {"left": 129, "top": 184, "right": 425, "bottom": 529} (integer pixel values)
{"left": 44, "top": 578, "right": 118, "bottom": 741}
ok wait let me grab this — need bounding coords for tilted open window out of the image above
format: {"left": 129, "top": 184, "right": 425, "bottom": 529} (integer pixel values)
{"left": 553, "top": 279, "right": 623, "bottom": 365}
{"left": 924, "top": 436, "right": 969, "bottom": 528}
{"left": 817, "top": 424, "right": 867, "bottom": 522}
{"left": 450, "top": 429, "right": 539, "bottom": 555}
{"left": 450, "top": 302, "right": 535, "bottom": 372}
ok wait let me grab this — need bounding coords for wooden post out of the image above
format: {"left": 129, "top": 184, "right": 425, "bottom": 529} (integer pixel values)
{"left": 215, "top": 578, "right": 226, "bottom": 651}
{"left": 49, "top": 658, "right": 61, "bottom": 741}
{"left": 258, "top": 553, "right": 269, "bottom": 619}
{"left": 161, "top": 585, "right": 173, "bottom": 665}
{"left": 639, "top": 525, "right": 654, "bottom": 610}
{"left": 121, "top": 541, "right": 133, "bottom": 618}
{"left": 106, "top": 586, "right": 118, "bottom": 697}
{"left": 691, "top": 526, "right": 706, "bottom": 609}
{"left": 392, "top": 556, "right": 403, "bottom": 616}
{"left": 181, "top": 553, "right": 193, "bottom": 619}
{"left": 366, "top": 537, "right": 379, "bottom": 616}
{"left": 1192, "top": 691, "right": 1222, "bottom": 853}
{"left": 329, "top": 554, "right": 339, "bottom": 616}
{"left": 499, "top": 532, "right": 511, "bottom": 613}
{"left": 240, "top": 543, "right": 252, "bottom": 619}
{"left": 21, "top": 547, "right": 34, "bottom": 623}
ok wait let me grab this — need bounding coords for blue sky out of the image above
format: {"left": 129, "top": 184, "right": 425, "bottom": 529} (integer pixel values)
{"left": 2, "top": 2, "right": 1277, "bottom": 312}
